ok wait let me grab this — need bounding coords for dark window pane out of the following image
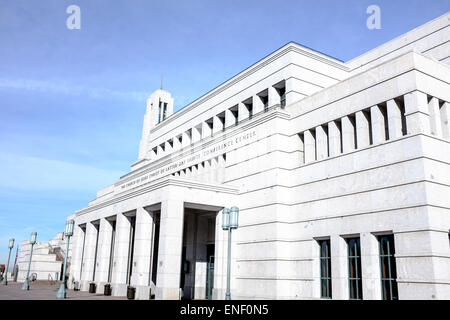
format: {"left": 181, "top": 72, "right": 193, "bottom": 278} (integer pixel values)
{"left": 347, "top": 237, "right": 362, "bottom": 300}
{"left": 319, "top": 239, "right": 332, "bottom": 298}
{"left": 379, "top": 235, "right": 398, "bottom": 300}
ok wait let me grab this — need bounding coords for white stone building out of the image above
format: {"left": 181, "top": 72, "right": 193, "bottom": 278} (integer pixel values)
{"left": 67, "top": 13, "right": 450, "bottom": 300}
{"left": 17, "top": 232, "right": 65, "bottom": 282}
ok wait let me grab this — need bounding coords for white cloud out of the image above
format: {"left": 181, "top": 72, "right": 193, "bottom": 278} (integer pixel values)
{"left": 0, "top": 153, "right": 124, "bottom": 192}
{"left": 0, "top": 78, "right": 148, "bottom": 102}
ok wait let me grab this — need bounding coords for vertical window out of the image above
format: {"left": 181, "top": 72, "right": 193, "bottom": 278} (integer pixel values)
{"left": 245, "top": 101, "right": 253, "bottom": 119}
{"left": 379, "top": 102, "right": 389, "bottom": 141}
{"left": 162, "top": 102, "right": 167, "bottom": 121}
{"left": 158, "top": 100, "right": 162, "bottom": 124}
{"left": 379, "top": 234, "right": 398, "bottom": 300}
{"left": 279, "top": 87, "right": 286, "bottom": 108}
{"left": 347, "top": 237, "right": 362, "bottom": 300}
{"left": 319, "top": 239, "right": 332, "bottom": 298}
{"left": 262, "top": 95, "right": 269, "bottom": 112}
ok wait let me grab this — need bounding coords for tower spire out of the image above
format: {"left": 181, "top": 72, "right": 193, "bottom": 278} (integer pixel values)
{"left": 160, "top": 74, "right": 163, "bottom": 90}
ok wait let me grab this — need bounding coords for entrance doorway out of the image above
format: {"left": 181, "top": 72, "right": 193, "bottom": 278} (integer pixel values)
{"left": 181, "top": 208, "right": 217, "bottom": 299}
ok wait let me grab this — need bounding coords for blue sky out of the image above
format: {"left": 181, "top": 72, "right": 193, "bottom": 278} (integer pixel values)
{"left": 0, "top": 0, "right": 448, "bottom": 266}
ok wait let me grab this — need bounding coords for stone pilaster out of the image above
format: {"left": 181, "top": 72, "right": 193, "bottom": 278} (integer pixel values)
{"left": 428, "top": 97, "right": 442, "bottom": 137}
{"left": 238, "top": 102, "right": 249, "bottom": 122}
{"left": 131, "top": 207, "right": 154, "bottom": 299}
{"left": 361, "top": 232, "right": 381, "bottom": 300}
{"left": 304, "top": 129, "right": 315, "bottom": 164}
{"left": 328, "top": 120, "right": 341, "bottom": 157}
{"left": 330, "top": 235, "right": 348, "bottom": 300}
{"left": 404, "top": 91, "right": 430, "bottom": 135}
{"left": 440, "top": 101, "right": 450, "bottom": 139}
{"left": 341, "top": 115, "right": 355, "bottom": 153}
{"left": 315, "top": 125, "right": 328, "bottom": 160}
{"left": 95, "top": 218, "right": 113, "bottom": 291}
{"left": 356, "top": 110, "right": 371, "bottom": 148}
{"left": 387, "top": 99, "right": 403, "bottom": 140}
{"left": 111, "top": 213, "right": 131, "bottom": 296}
{"left": 155, "top": 199, "right": 184, "bottom": 300}
{"left": 370, "top": 105, "right": 386, "bottom": 144}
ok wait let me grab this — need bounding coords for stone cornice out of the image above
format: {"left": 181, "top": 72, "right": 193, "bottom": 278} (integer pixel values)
{"left": 76, "top": 177, "right": 239, "bottom": 216}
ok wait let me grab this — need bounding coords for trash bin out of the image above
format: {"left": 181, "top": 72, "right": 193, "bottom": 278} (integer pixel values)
{"left": 104, "top": 283, "right": 111, "bottom": 296}
{"left": 127, "top": 286, "right": 136, "bottom": 300}
{"left": 89, "top": 282, "right": 96, "bottom": 293}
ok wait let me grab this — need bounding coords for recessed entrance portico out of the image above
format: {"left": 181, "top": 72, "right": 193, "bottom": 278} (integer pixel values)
{"left": 180, "top": 206, "right": 219, "bottom": 300}
{"left": 71, "top": 177, "right": 238, "bottom": 300}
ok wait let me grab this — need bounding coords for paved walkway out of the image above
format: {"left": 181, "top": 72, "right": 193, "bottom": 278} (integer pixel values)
{"left": 0, "top": 282, "right": 127, "bottom": 300}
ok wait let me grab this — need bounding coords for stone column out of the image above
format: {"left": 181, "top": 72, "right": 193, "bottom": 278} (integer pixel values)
{"left": 150, "top": 148, "right": 157, "bottom": 161}
{"left": 182, "top": 131, "right": 190, "bottom": 148}
{"left": 328, "top": 120, "right": 341, "bottom": 157}
{"left": 428, "top": 97, "right": 442, "bottom": 137}
{"left": 225, "top": 109, "right": 236, "bottom": 128}
{"left": 191, "top": 164, "right": 198, "bottom": 180}
{"left": 204, "top": 159, "right": 211, "bottom": 183}
{"left": 184, "top": 167, "right": 191, "bottom": 178}
{"left": 196, "top": 162, "right": 204, "bottom": 182}
{"left": 341, "top": 116, "right": 355, "bottom": 153}
{"left": 404, "top": 91, "right": 430, "bottom": 135}
{"left": 210, "top": 157, "right": 218, "bottom": 182}
{"left": 80, "top": 222, "right": 98, "bottom": 290}
{"left": 213, "top": 115, "right": 224, "bottom": 134}
{"left": 68, "top": 224, "right": 85, "bottom": 289}
{"left": 268, "top": 86, "right": 279, "bottom": 108}
{"left": 304, "top": 129, "right": 316, "bottom": 164}
{"left": 238, "top": 102, "right": 249, "bottom": 122}
{"left": 156, "top": 199, "right": 184, "bottom": 300}
{"left": 311, "top": 240, "right": 321, "bottom": 299}
{"left": 356, "top": 111, "right": 371, "bottom": 148}
{"left": 111, "top": 213, "right": 131, "bottom": 296}
{"left": 371, "top": 105, "right": 386, "bottom": 144}
{"left": 157, "top": 144, "right": 165, "bottom": 158}
{"left": 95, "top": 218, "right": 113, "bottom": 292}
{"left": 217, "top": 154, "right": 226, "bottom": 183}
{"left": 173, "top": 136, "right": 181, "bottom": 151}
{"left": 192, "top": 126, "right": 201, "bottom": 143}
{"left": 440, "top": 102, "right": 450, "bottom": 139}
{"left": 315, "top": 125, "right": 328, "bottom": 160}
{"left": 131, "top": 207, "right": 154, "bottom": 299}
{"left": 331, "top": 235, "right": 348, "bottom": 300}
{"left": 387, "top": 99, "right": 403, "bottom": 139}
{"left": 202, "top": 121, "right": 212, "bottom": 139}
{"left": 165, "top": 141, "right": 173, "bottom": 155}
{"left": 253, "top": 95, "right": 264, "bottom": 114}
{"left": 361, "top": 232, "right": 381, "bottom": 300}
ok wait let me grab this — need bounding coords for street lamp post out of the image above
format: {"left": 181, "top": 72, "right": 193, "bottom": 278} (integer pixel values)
{"left": 22, "top": 232, "right": 37, "bottom": 291}
{"left": 222, "top": 206, "right": 239, "bottom": 300}
{"left": 2, "top": 238, "right": 15, "bottom": 285}
{"left": 57, "top": 219, "right": 74, "bottom": 299}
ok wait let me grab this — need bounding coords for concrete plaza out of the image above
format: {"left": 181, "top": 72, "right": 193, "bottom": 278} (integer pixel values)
{"left": 0, "top": 282, "right": 126, "bottom": 300}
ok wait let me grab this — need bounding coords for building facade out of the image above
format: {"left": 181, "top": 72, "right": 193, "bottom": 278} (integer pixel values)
{"left": 67, "top": 13, "right": 450, "bottom": 300}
